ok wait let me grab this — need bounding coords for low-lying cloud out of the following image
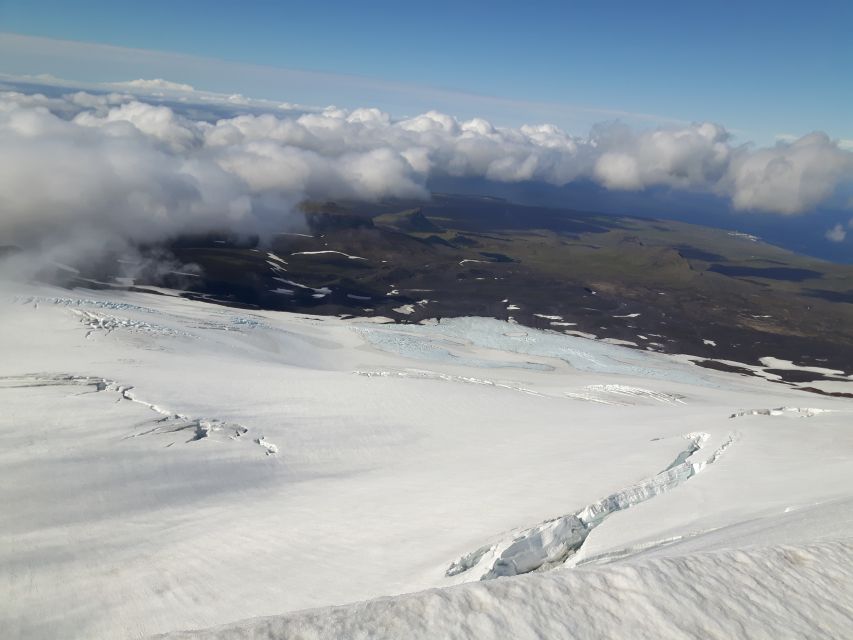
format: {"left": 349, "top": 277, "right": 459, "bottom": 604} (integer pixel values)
{"left": 826, "top": 224, "right": 847, "bottom": 242}
{"left": 825, "top": 218, "right": 853, "bottom": 243}
{"left": 1, "top": 84, "right": 852, "bottom": 272}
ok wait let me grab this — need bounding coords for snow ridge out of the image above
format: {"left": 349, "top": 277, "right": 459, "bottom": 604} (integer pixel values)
{"left": 447, "top": 432, "right": 736, "bottom": 580}
{"left": 158, "top": 539, "right": 853, "bottom": 640}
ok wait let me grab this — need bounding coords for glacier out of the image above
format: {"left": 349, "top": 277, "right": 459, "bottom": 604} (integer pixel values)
{"left": 1, "top": 282, "right": 851, "bottom": 639}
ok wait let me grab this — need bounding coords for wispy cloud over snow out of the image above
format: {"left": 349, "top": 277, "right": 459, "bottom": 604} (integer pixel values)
{"left": 1, "top": 84, "right": 852, "bottom": 269}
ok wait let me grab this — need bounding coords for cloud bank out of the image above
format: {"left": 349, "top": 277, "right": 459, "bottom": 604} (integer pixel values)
{"left": 1, "top": 84, "right": 852, "bottom": 270}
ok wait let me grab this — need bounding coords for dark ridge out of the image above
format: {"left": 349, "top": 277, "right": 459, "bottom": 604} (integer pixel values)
{"left": 169, "top": 233, "right": 259, "bottom": 249}
{"left": 693, "top": 360, "right": 759, "bottom": 377}
{"left": 374, "top": 209, "right": 445, "bottom": 233}
{"left": 306, "top": 212, "right": 375, "bottom": 233}
{"left": 805, "top": 289, "right": 853, "bottom": 304}
{"left": 675, "top": 246, "right": 725, "bottom": 262}
{"left": 708, "top": 264, "right": 823, "bottom": 282}
{"left": 764, "top": 369, "right": 836, "bottom": 383}
{"left": 424, "top": 235, "right": 456, "bottom": 248}
{"left": 451, "top": 234, "right": 478, "bottom": 247}
{"left": 735, "top": 278, "right": 772, "bottom": 288}
{"left": 798, "top": 386, "right": 853, "bottom": 399}
{"left": 479, "top": 252, "right": 515, "bottom": 263}
{"left": 417, "top": 196, "right": 612, "bottom": 235}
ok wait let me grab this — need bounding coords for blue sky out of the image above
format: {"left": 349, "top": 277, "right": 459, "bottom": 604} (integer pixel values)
{"left": 1, "top": 0, "right": 851, "bottom": 143}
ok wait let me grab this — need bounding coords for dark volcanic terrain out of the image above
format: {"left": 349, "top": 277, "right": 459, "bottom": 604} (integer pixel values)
{"left": 58, "top": 194, "right": 853, "bottom": 385}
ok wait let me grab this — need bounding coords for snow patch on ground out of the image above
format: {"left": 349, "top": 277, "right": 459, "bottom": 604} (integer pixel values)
{"left": 291, "top": 250, "right": 366, "bottom": 260}
{"left": 602, "top": 338, "right": 638, "bottom": 347}
{"left": 728, "top": 231, "right": 760, "bottom": 242}
{"left": 393, "top": 304, "right": 415, "bottom": 315}
{"left": 562, "top": 329, "right": 598, "bottom": 339}
{"left": 273, "top": 277, "right": 331, "bottom": 298}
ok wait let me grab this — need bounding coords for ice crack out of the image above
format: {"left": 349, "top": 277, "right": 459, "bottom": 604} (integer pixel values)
{"left": 354, "top": 369, "right": 544, "bottom": 397}
{"left": 565, "top": 384, "right": 686, "bottom": 406}
{"left": 729, "top": 407, "right": 833, "bottom": 419}
{"left": 446, "top": 431, "right": 737, "bottom": 581}
{"left": 1, "top": 374, "right": 270, "bottom": 453}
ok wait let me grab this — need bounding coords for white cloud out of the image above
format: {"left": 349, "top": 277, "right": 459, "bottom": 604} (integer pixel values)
{"left": 73, "top": 101, "right": 202, "bottom": 152}
{"left": 0, "top": 98, "right": 252, "bottom": 248}
{"left": 594, "top": 122, "right": 732, "bottom": 191}
{"left": 595, "top": 152, "right": 642, "bottom": 189}
{"left": 110, "top": 78, "right": 196, "bottom": 93}
{"left": 1, "top": 87, "right": 852, "bottom": 273}
{"left": 825, "top": 224, "right": 847, "bottom": 242}
{"left": 725, "top": 133, "right": 853, "bottom": 214}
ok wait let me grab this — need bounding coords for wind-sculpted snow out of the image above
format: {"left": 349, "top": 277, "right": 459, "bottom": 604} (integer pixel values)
{"left": 447, "top": 432, "right": 737, "bottom": 580}
{"left": 357, "top": 318, "right": 719, "bottom": 387}
{"left": 156, "top": 539, "right": 853, "bottom": 640}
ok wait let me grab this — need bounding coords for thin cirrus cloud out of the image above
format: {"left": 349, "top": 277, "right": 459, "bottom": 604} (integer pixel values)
{"left": 0, "top": 32, "right": 686, "bottom": 132}
{"left": 0, "top": 82, "right": 852, "bottom": 269}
